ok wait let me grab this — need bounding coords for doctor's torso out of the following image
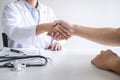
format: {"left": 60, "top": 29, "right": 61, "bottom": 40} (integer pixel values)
{"left": 2, "top": 0, "right": 56, "bottom": 49}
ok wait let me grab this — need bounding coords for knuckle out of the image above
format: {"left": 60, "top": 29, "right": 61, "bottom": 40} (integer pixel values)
{"left": 100, "top": 50, "right": 105, "bottom": 53}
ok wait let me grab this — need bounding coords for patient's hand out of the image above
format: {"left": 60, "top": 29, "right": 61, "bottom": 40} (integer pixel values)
{"left": 45, "top": 42, "right": 62, "bottom": 51}
{"left": 48, "top": 20, "right": 73, "bottom": 40}
{"left": 91, "top": 49, "right": 119, "bottom": 71}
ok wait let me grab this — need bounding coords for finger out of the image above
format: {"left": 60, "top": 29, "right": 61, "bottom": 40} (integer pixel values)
{"left": 52, "top": 21, "right": 58, "bottom": 27}
{"left": 106, "top": 49, "right": 112, "bottom": 52}
{"left": 54, "top": 25, "right": 70, "bottom": 39}
{"left": 48, "top": 25, "right": 71, "bottom": 40}
{"left": 106, "top": 49, "right": 118, "bottom": 56}
{"left": 48, "top": 31, "right": 63, "bottom": 40}
{"left": 51, "top": 44, "right": 55, "bottom": 51}
{"left": 54, "top": 43, "right": 58, "bottom": 51}
{"left": 47, "top": 32, "right": 50, "bottom": 36}
{"left": 45, "top": 45, "right": 51, "bottom": 49}
{"left": 56, "top": 20, "right": 74, "bottom": 35}
{"left": 61, "top": 35, "right": 66, "bottom": 40}
{"left": 52, "top": 29, "right": 67, "bottom": 40}
{"left": 91, "top": 59, "right": 95, "bottom": 65}
{"left": 100, "top": 50, "right": 105, "bottom": 54}
{"left": 55, "top": 43, "right": 62, "bottom": 51}
{"left": 53, "top": 32, "right": 60, "bottom": 40}
{"left": 58, "top": 44, "right": 62, "bottom": 51}
{"left": 55, "top": 20, "right": 72, "bottom": 34}
{"left": 52, "top": 30, "right": 67, "bottom": 40}
{"left": 55, "top": 20, "right": 71, "bottom": 30}
{"left": 56, "top": 24, "right": 71, "bottom": 36}
{"left": 49, "top": 32, "right": 55, "bottom": 38}
{"left": 49, "top": 31, "right": 60, "bottom": 40}
{"left": 57, "top": 35, "right": 64, "bottom": 40}
{"left": 91, "top": 54, "right": 99, "bottom": 65}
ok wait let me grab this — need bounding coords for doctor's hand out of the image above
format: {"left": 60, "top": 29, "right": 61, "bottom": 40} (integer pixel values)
{"left": 45, "top": 42, "right": 62, "bottom": 51}
{"left": 47, "top": 20, "right": 73, "bottom": 40}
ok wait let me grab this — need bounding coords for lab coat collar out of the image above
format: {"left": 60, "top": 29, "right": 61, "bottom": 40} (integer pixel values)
{"left": 19, "top": 0, "right": 45, "bottom": 12}
{"left": 24, "top": 0, "right": 41, "bottom": 11}
{"left": 18, "top": 0, "right": 46, "bottom": 24}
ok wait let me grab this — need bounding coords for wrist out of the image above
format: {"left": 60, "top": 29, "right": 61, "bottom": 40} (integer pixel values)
{"left": 36, "top": 23, "right": 53, "bottom": 35}
{"left": 36, "top": 24, "right": 45, "bottom": 35}
{"left": 110, "top": 57, "right": 120, "bottom": 74}
{"left": 72, "top": 24, "right": 80, "bottom": 36}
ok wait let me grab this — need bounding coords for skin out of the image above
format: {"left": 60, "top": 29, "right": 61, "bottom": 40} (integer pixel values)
{"left": 26, "top": 0, "right": 38, "bottom": 8}
{"left": 47, "top": 21, "right": 73, "bottom": 40}
{"left": 26, "top": 0, "right": 120, "bottom": 74}
{"left": 91, "top": 49, "right": 120, "bottom": 74}
{"left": 26, "top": 0, "right": 62, "bottom": 51}
{"left": 48, "top": 20, "right": 120, "bottom": 74}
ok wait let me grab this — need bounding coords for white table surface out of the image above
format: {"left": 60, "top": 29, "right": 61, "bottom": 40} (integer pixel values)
{"left": 0, "top": 47, "right": 119, "bottom": 80}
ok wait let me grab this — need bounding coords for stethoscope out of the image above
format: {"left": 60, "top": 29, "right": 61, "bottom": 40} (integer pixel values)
{"left": 0, "top": 55, "right": 48, "bottom": 67}
{"left": 0, "top": 49, "right": 49, "bottom": 71}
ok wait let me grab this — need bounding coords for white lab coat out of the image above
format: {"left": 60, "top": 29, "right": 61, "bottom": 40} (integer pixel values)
{"left": 1, "top": 0, "right": 64, "bottom": 49}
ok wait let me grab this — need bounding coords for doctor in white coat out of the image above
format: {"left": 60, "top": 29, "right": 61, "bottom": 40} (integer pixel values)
{"left": 1, "top": 0, "right": 64, "bottom": 51}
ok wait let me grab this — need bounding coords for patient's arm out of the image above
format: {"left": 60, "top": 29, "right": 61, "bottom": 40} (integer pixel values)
{"left": 72, "top": 25, "right": 120, "bottom": 46}
{"left": 50, "top": 20, "right": 120, "bottom": 46}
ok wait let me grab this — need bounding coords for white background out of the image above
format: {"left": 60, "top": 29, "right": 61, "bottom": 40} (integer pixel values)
{"left": 0, "top": 1, "right": 120, "bottom": 80}
{"left": 0, "top": 0, "right": 120, "bottom": 54}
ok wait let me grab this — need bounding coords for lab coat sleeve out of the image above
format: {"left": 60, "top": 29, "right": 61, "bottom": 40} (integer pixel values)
{"left": 1, "top": 4, "right": 36, "bottom": 45}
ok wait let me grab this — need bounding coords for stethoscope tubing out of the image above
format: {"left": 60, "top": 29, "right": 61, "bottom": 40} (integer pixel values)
{"left": 0, "top": 55, "right": 48, "bottom": 68}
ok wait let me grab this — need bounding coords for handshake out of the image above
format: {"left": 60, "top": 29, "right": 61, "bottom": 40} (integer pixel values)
{"left": 47, "top": 20, "right": 74, "bottom": 40}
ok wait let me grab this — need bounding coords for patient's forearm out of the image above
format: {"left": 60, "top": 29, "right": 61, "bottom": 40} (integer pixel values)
{"left": 72, "top": 25, "right": 120, "bottom": 46}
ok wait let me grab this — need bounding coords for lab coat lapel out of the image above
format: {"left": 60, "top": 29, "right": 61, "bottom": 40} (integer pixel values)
{"left": 24, "top": 10, "right": 35, "bottom": 25}
{"left": 39, "top": 4, "right": 46, "bottom": 24}
{"left": 19, "top": 0, "right": 46, "bottom": 25}
{"left": 19, "top": 0, "right": 35, "bottom": 25}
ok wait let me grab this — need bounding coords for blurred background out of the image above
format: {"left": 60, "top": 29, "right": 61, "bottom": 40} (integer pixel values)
{"left": 0, "top": 0, "right": 120, "bottom": 55}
